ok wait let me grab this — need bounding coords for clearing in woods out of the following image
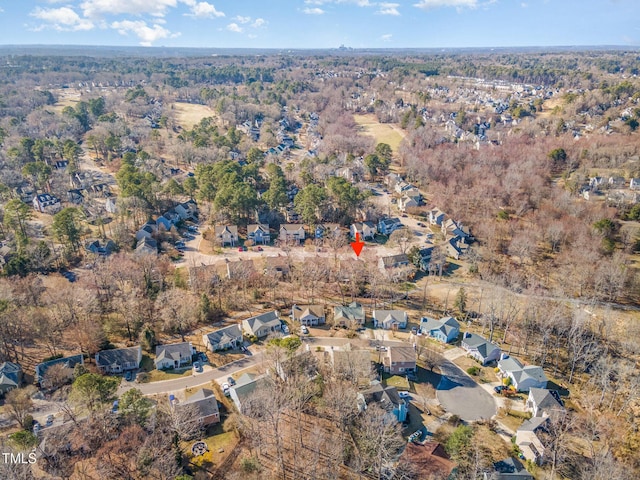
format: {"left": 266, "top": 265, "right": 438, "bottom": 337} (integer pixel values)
{"left": 172, "top": 102, "right": 217, "bottom": 129}
{"left": 353, "top": 114, "right": 405, "bottom": 151}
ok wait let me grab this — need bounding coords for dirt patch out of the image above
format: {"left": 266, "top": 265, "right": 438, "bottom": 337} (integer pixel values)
{"left": 353, "top": 114, "right": 405, "bottom": 152}
{"left": 172, "top": 102, "right": 217, "bottom": 129}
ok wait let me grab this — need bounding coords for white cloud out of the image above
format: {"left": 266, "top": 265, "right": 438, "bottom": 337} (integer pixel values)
{"left": 185, "top": 2, "right": 224, "bottom": 18}
{"left": 413, "top": 0, "right": 479, "bottom": 9}
{"left": 226, "top": 23, "right": 243, "bottom": 33}
{"left": 80, "top": 0, "right": 178, "bottom": 19}
{"left": 378, "top": 2, "right": 400, "bottom": 15}
{"left": 111, "top": 19, "right": 178, "bottom": 45}
{"left": 381, "top": 33, "right": 392, "bottom": 41}
{"left": 305, "top": 0, "right": 372, "bottom": 6}
{"left": 234, "top": 15, "right": 251, "bottom": 24}
{"left": 30, "top": 6, "right": 95, "bottom": 31}
{"left": 252, "top": 18, "right": 266, "bottom": 28}
{"left": 303, "top": 7, "right": 325, "bottom": 14}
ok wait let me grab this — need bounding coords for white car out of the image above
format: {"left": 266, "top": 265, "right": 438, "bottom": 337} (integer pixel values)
{"left": 222, "top": 382, "right": 230, "bottom": 396}
{"left": 300, "top": 325, "right": 309, "bottom": 334}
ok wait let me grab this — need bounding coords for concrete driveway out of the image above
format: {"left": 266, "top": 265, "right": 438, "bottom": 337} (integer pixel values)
{"left": 436, "top": 359, "right": 496, "bottom": 422}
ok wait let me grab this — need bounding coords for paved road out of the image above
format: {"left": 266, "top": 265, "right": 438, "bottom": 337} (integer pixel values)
{"left": 118, "top": 352, "right": 266, "bottom": 396}
{"left": 436, "top": 359, "right": 496, "bottom": 422}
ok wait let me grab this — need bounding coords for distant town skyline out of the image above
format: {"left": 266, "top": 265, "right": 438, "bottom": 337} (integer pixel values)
{"left": 0, "top": 1, "right": 638, "bottom": 49}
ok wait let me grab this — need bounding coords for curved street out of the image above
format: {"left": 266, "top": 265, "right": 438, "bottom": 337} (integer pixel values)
{"left": 436, "top": 359, "right": 496, "bottom": 422}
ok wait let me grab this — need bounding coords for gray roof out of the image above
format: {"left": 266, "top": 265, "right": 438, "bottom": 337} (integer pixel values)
{"left": 178, "top": 388, "right": 219, "bottom": 419}
{"left": 362, "top": 382, "right": 402, "bottom": 408}
{"left": 247, "top": 224, "right": 270, "bottom": 235}
{"left": 0, "top": 374, "right": 18, "bottom": 389}
{"left": 380, "top": 253, "right": 409, "bottom": 268}
{"left": 387, "top": 345, "right": 417, "bottom": 364}
{"left": 372, "top": 310, "right": 406, "bottom": 325}
{"left": 204, "top": 324, "right": 242, "bottom": 347}
{"left": 155, "top": 342, "right": 193, "bottom": 366}
{"left": 518, "top": 416, "right": 548, "bottom": 433}
{"left": 487, "top": 457, "right": 534, "bottom": 479}
{"left": 35, "top": 355, "right": 83, "bottom": 382}
{"left": 420, "top": 316, "right": 460, "bottom": 337}
{"left": 243, "top": 311, "right": 280, "bottom": 334}
{"left": 95, "top": 346, "right": 141, "bottom": 368}
{"left": 529, "top": 388, "right": 563, "bottom": 413}
{"left": 0, "top": 362, "right": 21, "bottom": 384}
{"left": 334, "top": 302, "right": 365, "bottom": 322}
{"left": 462, "top": 333, "right": 500, "bottom": 359}
{"left": 232, "top": 373, "right": 270, "bottom": 407}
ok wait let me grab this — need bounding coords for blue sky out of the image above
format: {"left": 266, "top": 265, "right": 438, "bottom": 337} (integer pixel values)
{"left": 0, "top": 1, "right": 638, "bottom": 48}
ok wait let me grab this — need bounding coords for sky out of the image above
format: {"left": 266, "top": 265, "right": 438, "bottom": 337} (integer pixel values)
{"left": 0, "top": 0, "right": 638, "bottom": 49}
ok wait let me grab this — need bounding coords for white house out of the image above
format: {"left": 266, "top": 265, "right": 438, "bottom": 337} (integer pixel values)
{"left": 460, "top": 332, "right": 501, "bottom": 365}
{"left": 372, "top": 310, "right": 408, "bottom": 329}
{"left": 351, "top": 221, "right": 376, "bottom": 240}
{"left": 526, "top": 388, "right": 564, "bottom": 417}
{"left": 32, "top": 193, "right": 61, "bottom": 214}
{"left": 497, "top": 354, "right": 548, "bottom": 392}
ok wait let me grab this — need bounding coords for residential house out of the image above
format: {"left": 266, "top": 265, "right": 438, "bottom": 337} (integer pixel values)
{"left": 497, "top": 354, "right": 548, "bottom": 392}
{"left": 0, "top": 362, "right": 22, "bottom": 395}
{"left": 242, "top": 311, "right": 281, "bottom": 338}
{"left": 291, "top": 304, "right": 325, "bottom": 326}
{"left": 394, "top": 181, "right": 416, "bottom": 195}
{"left": 135, "top": 237, "right": 157, "bottom": 255}
{"left": 174, "top": 200, "right": 198, "bottom": 221}
{"left": 156, "top": 215, "right": 173, "bottom": 231}
{"left": 328, "top": 343, "right": 372, "bottom": 382}
{"left": 429, "top": 208, "right": 446, "bottom": 226}
{"left": 264, "top": 255, "right": 291, "bottom": 278}
{"left": 420, "top": 316, "right": 461, "bottom": 344}
{"left": 203, "top": 324, "right": 243, "bottom": 352}
{"left": 372, "top": 310, "right": 408, "bottom": 329}
{"left": 135, "top": 221, "right": 157, "bottom": 241}
{"left": 32, "top": 193, "right": 61, "bottom": 214}
{"left": 230, "top": 372, "right": 270, "bottom": 413}
{"left": 315, "top": 223, "right": 342, "bottom": 240}
{"left": 360, "top": 382, "right": 407, "bottom": 422}
{"left": 383, "top": 345, "right": 417, "bottom": 375}
{"left": 35, "top": 354, "right": 83, "bottom": 387}
{"left": 460, "top": 333, "right": 501, "bottom": 365}
{"left": 378, "top": 217, "right": 402, "bottom": 235}
{"left": 378, "top": 253, "right": 410, "bottom": 271}
{"left": 608, "top": 176, "right": 626, "bottom": 187}
{"left": 214, "top": 225, "right": 238, "bottom": 247}
{"left": 279, "top": 224, "right": 306, "bottom": 244}
{"left": 630, "top": 178, "right": 640, "bottom": 190}
{"left": 176, "top": 388, "right": 219, "bottom": 427}
{"left": 483, "top": 458, "right": 534, "bottom": 480}
{"left": 154, "top": 342, "right": 195, "bottom": 370}
{"left": 333, "top": 302, "right": 366, "bottom": 327}
{"left": 95, "top": 346, "right": 142, "bottom": 374}
{"left": 350, "top": 221, "right": 376, "bottom": 240}
{"left": 398, "top": 442, "right": 456, "bottom": 480}
{"left": 526, "top": 388, "right": 564, "bottom": 417}
{"left": 589, "top": 177, "right": 604, "bottom": 190}
{"left": 446, "top": 236, "right": 470, "bottom": 260}
{"left": 335, "top": 167, "right": 360, "bottom": 183}
{"left": 384, "top": 172, "right": 403, "bottom": 188}
{"left": 398, "top": 193, "right": 421, "bottom": 212}
{"left": 85, "top": 239, "right": 116, "bottom": 256}
{"left": 247, "top": 224, "right": 271, "bottom": 244}
{"left": 515, "top": 416, "right": 548, "bottom": 465}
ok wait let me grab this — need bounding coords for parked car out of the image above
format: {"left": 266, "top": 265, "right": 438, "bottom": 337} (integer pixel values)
{"left": 33, "top": 421, "right": 41, "bottom": 435}
{"left": 193, "top": 361, "right": 203, "bottom": 373}
{"left": 256, "top": 246, "right": 263, "bottom": 251}
{"left": 125, "top": 371, "right": 134, "bottom": 381}
{"left": 494, "top": 385, "right": 506, "bottom": 394}
{"left": 46, "top": 414, "right": 54, "bottom": 427}
{"left": 227, "top": 377, "right": 236, "bottom": 386}
{"left": 111, "top": 401, "right": 119, "bottom": 413}
{"left": 411, "top": 327, "right": 418, "bottom": 335}
{"left": 222, "top": 383, "right": 230, "bottom": 396}
{"left": 282, "top": 324, "right": 290, "bottom": 334}
{"left": 417, "top": 222, "right": 425, "bottom": 227}
{"left": 398, "top": 391, "right": 411, "bottom": 399}
{"left": 300, "top": 325, "right": 309, "bottom": 334}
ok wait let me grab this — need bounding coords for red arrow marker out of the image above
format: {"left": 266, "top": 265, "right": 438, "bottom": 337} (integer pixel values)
{"left": 351, "top": 232, "right": 365, "bottom": 257}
